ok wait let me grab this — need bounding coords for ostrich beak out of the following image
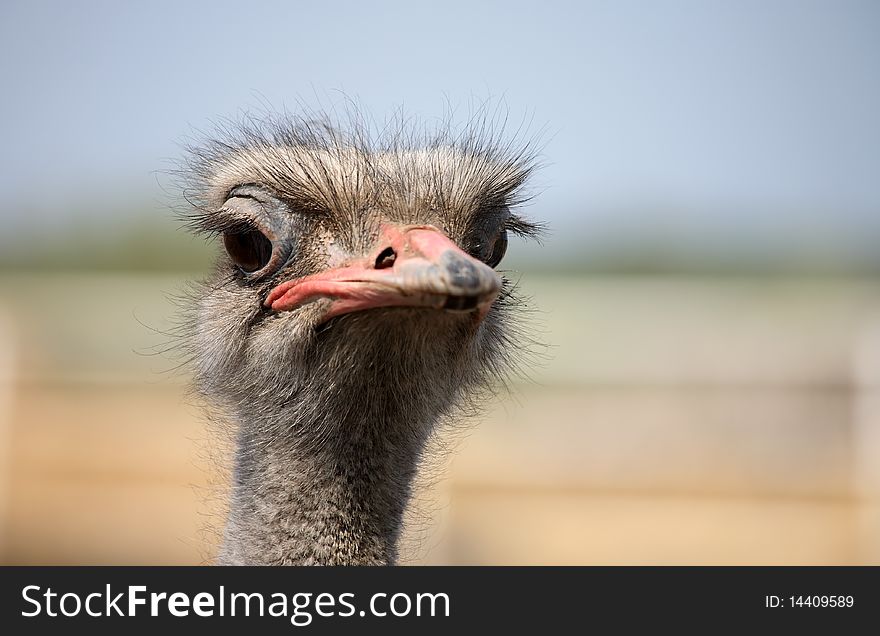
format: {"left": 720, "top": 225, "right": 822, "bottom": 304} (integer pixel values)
{"left": 265, "top": 224, "right": 502, "bottom": 322}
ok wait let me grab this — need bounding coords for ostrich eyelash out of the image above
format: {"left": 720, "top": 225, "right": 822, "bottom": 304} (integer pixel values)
{"left": 189, "top": 213, "right": 263, "bottom": 238}
{"left": 504, "top": 214, "right": 546, "bottom": 240}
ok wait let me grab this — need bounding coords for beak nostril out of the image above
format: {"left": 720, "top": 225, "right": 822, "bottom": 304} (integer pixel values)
{"left": 374, "top": 247, "right": 397, "bottom": 270}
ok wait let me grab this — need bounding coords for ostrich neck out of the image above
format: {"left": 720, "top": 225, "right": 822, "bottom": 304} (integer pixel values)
{"left": 218, "top": 396, "right": 432, "bottom": 565}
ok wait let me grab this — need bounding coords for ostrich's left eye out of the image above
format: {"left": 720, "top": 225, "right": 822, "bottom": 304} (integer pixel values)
{"left": 484, "top": 229, "right": 508, "bottom": 268}
{"left": 223, "top": 228, "right": 273, "bottom": 273}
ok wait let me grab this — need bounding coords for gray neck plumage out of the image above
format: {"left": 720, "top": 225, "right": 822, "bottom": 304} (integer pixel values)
{"left": 217, "top": 399, "right": 434, "bottom": 565}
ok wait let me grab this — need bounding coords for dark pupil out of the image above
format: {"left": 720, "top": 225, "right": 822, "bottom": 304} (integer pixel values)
{"left": 485, "top": 229, "right": 508, "bottom": 268}
{"left": 223, "top": 229, "right": 272, "bottom": 273}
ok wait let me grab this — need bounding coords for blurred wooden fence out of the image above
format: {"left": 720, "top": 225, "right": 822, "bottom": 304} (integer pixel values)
{"left": 1, "top": 273, "right": 880, "bottom": 564}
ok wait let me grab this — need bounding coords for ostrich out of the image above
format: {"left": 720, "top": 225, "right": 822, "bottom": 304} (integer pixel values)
{"left": 181, "top": 113, "right": 540, "bottom": 565}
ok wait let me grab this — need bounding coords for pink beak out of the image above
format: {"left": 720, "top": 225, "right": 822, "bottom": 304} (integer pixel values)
{"left": 264, "top": 225, "right": 502, "bottom": 323}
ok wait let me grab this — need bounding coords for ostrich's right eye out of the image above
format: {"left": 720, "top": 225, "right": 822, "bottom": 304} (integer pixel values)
{"left": 223, "top": 229, "right": 273, "bottom": 273}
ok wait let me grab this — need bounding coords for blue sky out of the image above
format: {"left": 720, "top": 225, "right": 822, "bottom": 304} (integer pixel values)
{"left": 1, "top": 0, "right": 878, "bottom": 257}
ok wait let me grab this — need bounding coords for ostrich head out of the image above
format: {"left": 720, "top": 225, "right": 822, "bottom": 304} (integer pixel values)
{"left": 182, "top": 114, "right": 541, "bottom": 564}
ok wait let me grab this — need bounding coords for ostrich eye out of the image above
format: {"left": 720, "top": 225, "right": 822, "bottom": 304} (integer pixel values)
{"left": 484, "top": 229, "right": 508, "bottom": 268}
{"left": 223, "top": 229, "right": 273, "bottom": 273}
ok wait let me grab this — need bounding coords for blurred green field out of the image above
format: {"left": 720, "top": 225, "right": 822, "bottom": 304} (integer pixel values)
{"left": 2, "top": 271, "right": 880, "bottom": 564}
